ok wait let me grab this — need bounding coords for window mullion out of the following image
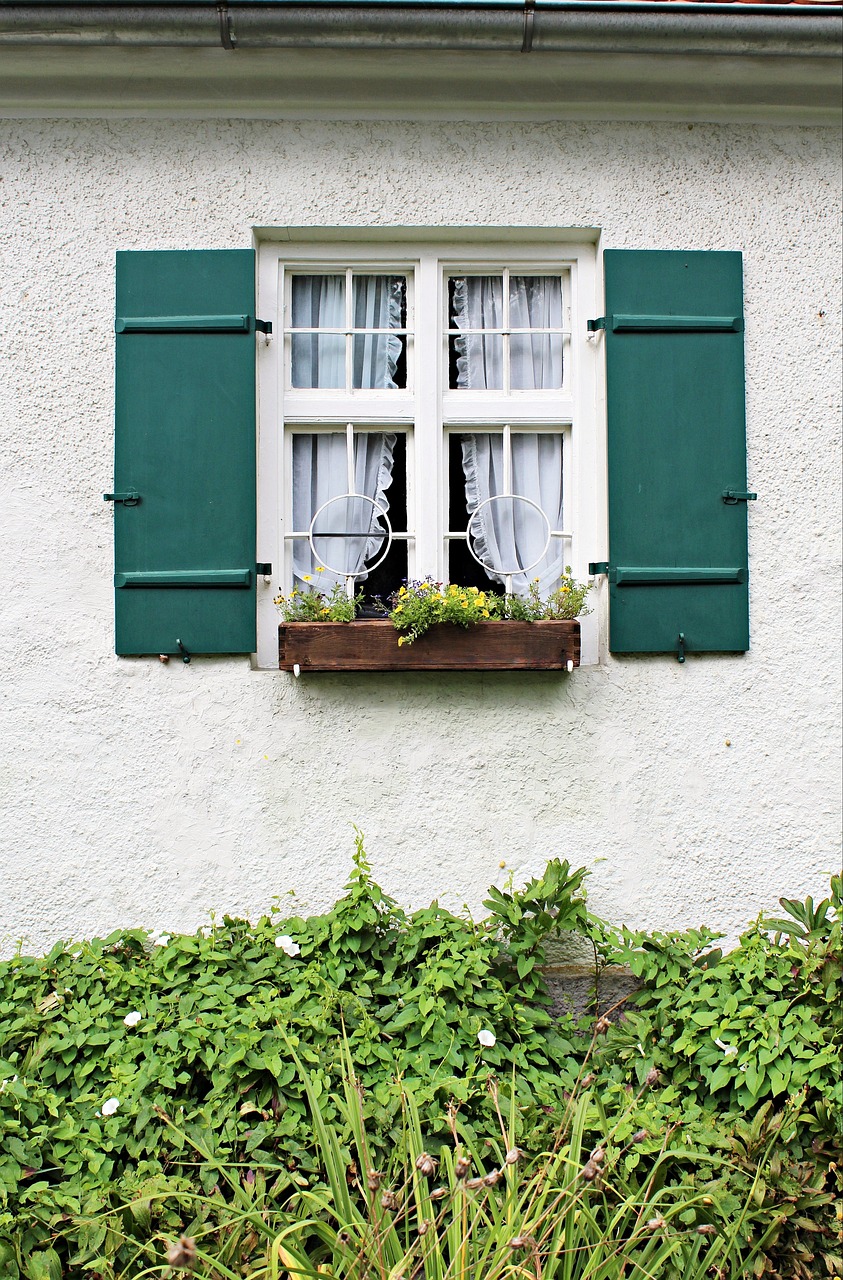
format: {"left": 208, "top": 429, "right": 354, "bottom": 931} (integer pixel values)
{"left": 502, "top": 267, "right": 510, "bottom": 396}
{"left": 415, "top": 251, "right": 441, "bottom": 581}
{"left": 345, "top": 267, "right": 353, "bottom": 392}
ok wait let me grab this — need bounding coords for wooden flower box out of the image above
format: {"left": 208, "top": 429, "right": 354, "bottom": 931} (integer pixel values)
{"left": 278, "top": 619, "right": 580, "bottom": 672}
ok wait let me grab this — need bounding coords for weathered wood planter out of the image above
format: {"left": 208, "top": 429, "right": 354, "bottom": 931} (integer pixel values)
{"left": 278, "top": 619, "right": 580, "bottom": 672}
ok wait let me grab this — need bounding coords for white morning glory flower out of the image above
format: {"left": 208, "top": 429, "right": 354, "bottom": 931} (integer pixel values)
{"left": 477, "top": 1029, "right": 496, "bottom": 1048}
{"left": 714, "top": 1037, "right": 738, "bottom": 1058}
{"left": 275, "top": 935, "right": 301, "bottom": 956}
{"left": 123, "top": 1011, "right": 142, "bottom": 1028}
{"left": 101, "top": 1098, "right": 120, "bottom": 1116}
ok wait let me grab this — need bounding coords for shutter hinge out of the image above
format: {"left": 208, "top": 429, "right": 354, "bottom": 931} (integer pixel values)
{"left": 588, "top": 561, "right": 609, "bottom": 576}
{"left": 722, "top": 490, "right": 757, "bottom": 504}
{"left": 104, "top": 489, "right": 140, "bottom": 506}
{"left": 587, "top": 317, "right": 606, "bottom": 333}
{"left": 256, "top": 562, "right": 273, "bottom": 579}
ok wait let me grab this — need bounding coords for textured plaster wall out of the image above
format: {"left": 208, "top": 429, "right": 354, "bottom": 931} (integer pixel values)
{"left": 0, "top": 119, "right": 840, "bottom": 955}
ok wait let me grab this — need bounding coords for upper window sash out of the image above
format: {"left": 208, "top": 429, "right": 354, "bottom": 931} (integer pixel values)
{"left": 283, "top": 266, "right": 414, "bottom": 394}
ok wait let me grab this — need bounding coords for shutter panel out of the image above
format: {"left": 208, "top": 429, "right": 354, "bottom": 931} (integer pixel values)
{"left": 602, "top": 249, "right": 751, "bottom": 656}
{"left": 113, "top": 250, "right": 257, "bottom": 656}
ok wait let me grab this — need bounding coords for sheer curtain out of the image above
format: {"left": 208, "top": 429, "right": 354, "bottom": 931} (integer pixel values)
{"left": 452, "top": 275, "right": 563, "bottom": 391}
{"left": 293, "top": 433, "right": 396, "bottom": 591}
{"left": 291, "top": 275, "right": 400, "bottom": 590}
{"left": 462, "top": 434, "right": 564, "bottom": 595}
{"left": 454, "top": 276, "right": 565, "bottom": 595}
{"left": 291, "top": 274, "right": 403, "bottom": 390}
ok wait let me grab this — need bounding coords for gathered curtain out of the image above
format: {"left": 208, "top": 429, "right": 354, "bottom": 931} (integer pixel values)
{"left": 454, "top": 276, "right": 565, "bottom": 594}
{"left": 291, "top": 274, "right": 404, "bottom": 390}
{"left": 293, "top": 433, "right": 396, "bottom": 591}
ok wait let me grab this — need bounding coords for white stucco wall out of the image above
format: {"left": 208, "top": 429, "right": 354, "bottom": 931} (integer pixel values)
{"left": 0, "top": 118, "right": 840, "bottom": 955}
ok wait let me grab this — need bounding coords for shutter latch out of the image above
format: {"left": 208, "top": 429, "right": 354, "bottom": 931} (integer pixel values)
{"left": 586, "top": 317, "right": 606, "bottom": 342}
{"left": 104, "top": 489, "right": 140, "bottom": 506}
{"left": 722, "top": 490, "right": 757, "bottom": 504}
{"left": 176, "top": 639, "right": 191, "bottom": 664}
{"left": 588, "top": 561, "right": 609, "bottom": 575}
{"left": 677, "top": 632, "right": 686, "bottom": 664}
{"left": 255, "top": 319, "right": 273, "bottom": 345}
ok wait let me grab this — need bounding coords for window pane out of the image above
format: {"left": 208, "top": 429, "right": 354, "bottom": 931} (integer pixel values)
{"left": 291, "top": 333, "right": 345, "bottom": 388}
{"left": 448, "top": 275, "right": 504, "bottom": 389}
{"left": 509, "top": 276, "right": 564, "bottom": 389}
{"left": 449, "top": 431, "right": 566, "bottom": 593}
{"left": 291, "top": 431, "right": 406, "bottom": 605}
{"left": 291, "top": 274, "right": 344, "bottom": 327}
{"left": 352, "top": 275, "right": 405, "bottom": 328}
{"left": 352, "top": 276, "right": 406, "bottom": 389}
{"left": 290, "top": 275, "right": 346, "bottom": 388}
{"left": 510, "top": 333, "right": 564, "bottom": 389}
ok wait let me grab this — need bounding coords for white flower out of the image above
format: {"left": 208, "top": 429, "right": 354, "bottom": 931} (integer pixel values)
{"left": 123, "top": 1011, "right": 142, "bottom": 1028}
{"left": 148, "top": 931, "right": 170, "bottom": 947}
{"left": 101, "top": 1098, "right": 120, "bottom": 1116}
{"left": 274, "top": 935, "right": 301, "bottom": 956}
{"left": 477, "top": 1029, "right": 496, "bottom": 1048}
{"left": 714, "top": 1038, "right": 738, "bottom": 1058}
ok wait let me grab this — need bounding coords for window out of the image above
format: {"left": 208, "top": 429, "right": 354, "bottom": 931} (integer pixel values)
{"left": 257, "top": 238, "right": 600, "bottom": 660}
{"left": 113, "top": 244, "right": 749, "bottom": 664}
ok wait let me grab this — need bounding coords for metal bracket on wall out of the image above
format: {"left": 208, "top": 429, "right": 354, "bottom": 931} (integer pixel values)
{"left": 103, "top": 490, "right": 140, "bottom": 506}
{"left": 722, "top": 490, "right": 757, "bottom": 504}
{"left": 217, "top": 1, "right": 236, "bottom": 49}
{"left": 588, "top": 561, "right": 609, "bottom": 576}
{"left": 521, "top": 0, "right": 536, "bottom": 53}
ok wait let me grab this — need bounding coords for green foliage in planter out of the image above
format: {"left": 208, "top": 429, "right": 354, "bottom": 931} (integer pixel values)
{"left": 0, "top": 844, "right": 839, "bottom": 1278}
{"left": 389, "top": 572, "right": 590, "bottom": 645}
{"left": 274, "top": 577, "right": 362, "bottom": 621}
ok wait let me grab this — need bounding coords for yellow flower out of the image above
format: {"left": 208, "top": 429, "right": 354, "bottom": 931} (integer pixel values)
{"left": 316, "top": 565, "right": 325, "bottom": 573}
{"left": 561, "top": 585, "right": 571, "bottom": 593}
{"left": 461, "top": 601, "right": 468, "bottom": 609}
{"left": 303, "top": 575, "right": 312, "bottom": 583}
{"left": 394, "top": 604, "right": 404, "bottom": 613}
{"left": 397, "top": 636, "right": 405, "bottom": 646}
{"left": 481, "top": 609, "right": 490, "bottom": 617}
{"left": 469, "top": 586, "right": 479, "bottom": 594}
{"left": 321, "top": 607, "right": 330, "bottom": 615}
{"left": 399, "top": 586, "right": 407, "bottom": 597}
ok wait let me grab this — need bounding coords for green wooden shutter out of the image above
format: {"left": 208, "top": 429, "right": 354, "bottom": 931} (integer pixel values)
{"left": 112, "top": 250, "right": 258, "bottom": 656}
{"left": 601, "top": 249, "right": 752, "bottom": 656}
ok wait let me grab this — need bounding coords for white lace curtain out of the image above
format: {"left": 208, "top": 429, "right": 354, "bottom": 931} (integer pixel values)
{"left": 454, "top": 276, "right": 566, "bottom": 594}
{"left": 291, "top": 275, "right": 400, "bottom": 589}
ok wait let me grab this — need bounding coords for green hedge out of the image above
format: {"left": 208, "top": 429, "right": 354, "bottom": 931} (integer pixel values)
{"left": 0, "top": 840, "right": 839, "bottom": 1278}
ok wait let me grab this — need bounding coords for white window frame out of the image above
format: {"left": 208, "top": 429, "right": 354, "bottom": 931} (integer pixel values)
{"left": 256, "top": 234, "right": 602, "bottom": 668}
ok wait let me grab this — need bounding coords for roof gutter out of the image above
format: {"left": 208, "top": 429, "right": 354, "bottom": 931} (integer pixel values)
{"left": 0, "top": 1, "right": 840, "bottom": 56}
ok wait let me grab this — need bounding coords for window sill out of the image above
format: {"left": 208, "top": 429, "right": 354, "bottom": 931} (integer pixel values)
{"left": 278, "top": 620, "right": 580, "bottom": 672}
